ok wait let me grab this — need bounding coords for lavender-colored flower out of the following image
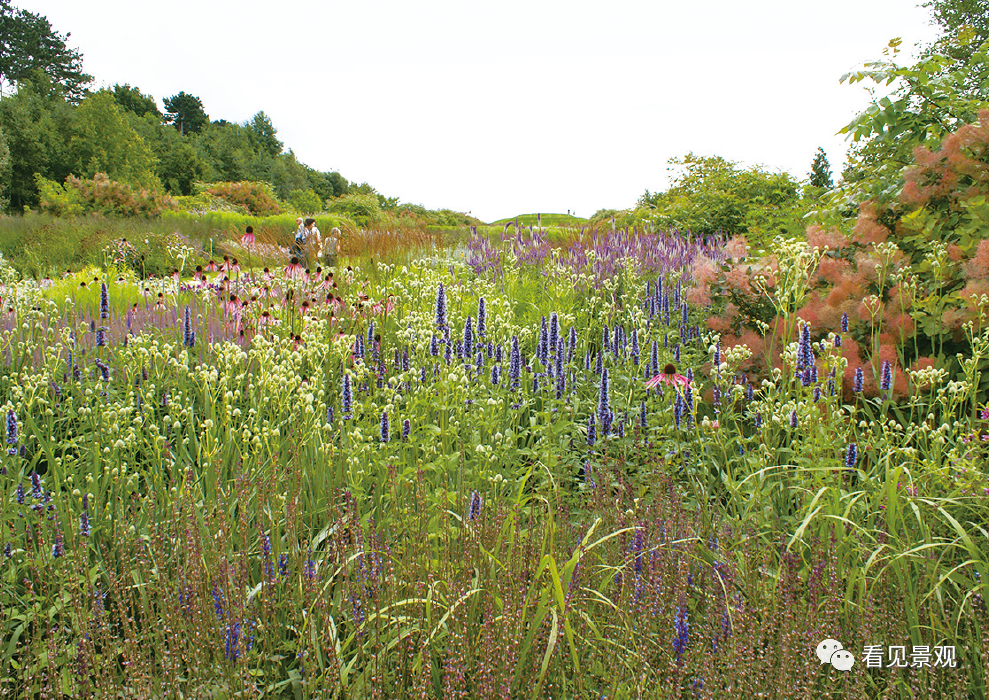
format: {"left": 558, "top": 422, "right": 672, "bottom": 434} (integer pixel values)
{"left": 640, "top": 400, "right": 647, "bottom": 428}
{"left": 567, "top": 327, "right": 576, "bottom": 364}
{"left": 51, "top": 528, "right": 64, "bottom": 558}
{"left": 16, "top": 482, "right": 25, "bottom": 505}
{"left": 841, "top": 312, "right": 849, "bottom": 333}
{"left": 94, "top": 359, "right": 110, "bottom": 382}
{"left": 790, "top": 410, "right": 798, "bottom": 429}
{"left": 601, "top": 325, "right": 610, "bottom": 356}
{"left": 798, "top": 323, "right": 814, "bottom": 370}
{"left": 631, "top": 328, "right": 640, "bottom": 361}
{"left": 326, "top": 406, "right": 335, "bottom": 423}
{"left": 555, "top": 364, "right": 566, "bottom": 399}
{"left": 584, "top": 350, "right": 591, "bottom": 371}
{"left": 674, "top": 393, "right": 685, "bottom": 429}
{"left": 444, "top": 339, "right": 452, "bottom": 364}
{"left": 495, "top": 343, "right": 502, "bottom": 362}
{"left": 80, "top": 495, "right": 91, "bottom": 537}
{"left": 30, "top": 472, "right": 42, "bottom": 499}
{"left": 583, "top": 460, "right": 595, "bottom": 489}
{"left": 96, "top": 327, "right": 107, "bottom": 347}
{"left": 304, "top": 552, "right": 316, "bottom": 581}
{"left": 587, "top": 414, "right": 596, "bottom": 446}
{"left": 100, "top": 283, "right": 110, "bottom": 320}
{"left": 367, "top": 321, "right": 375, "bottom": 346}
{"left": 491, "top": 364, "right": 500, "bottom": 385}
{"left": 845, "top": 443, "right": 858, "bottom": 469}
{"left": 549, "top": 312, "right": 559, "bottom": 358}
{"left": 430, "top": 334, "right": 439, "bottom": 356}
{"left": 754, "top": 412, "right": 763, "bottom": 429}
{"left": 463, "top": 315, "right": 474, "bottom": 358}
{"left": 674, "top": 344, "right": 681, "bottom": 364}
{"left": 746, "top": 383, "right": 754, "bottom": 402}
{"left": 813, "top": 386, "right": 821, "bottom": 403}
{"left": 380, "top": 411, "right": 389, "bottom": 443}
{"left": 881, "top": 360, "right": 892, "bottom": 393}
{"left": 673, "top": 605, "right": 689, "bottom": 662}
{"left": 342, "top": 374, "right": 352, "bottom": 417}
{"left": 477, "top": 297, "right": 486, "bottom": 337}
{"left": 434, "top": 284, "right": 447, "bottom": 329}
{"left": 278, "top": 554, "right": 289, "bottom": 576}
{"left": 597, "top": 368, "right": 611, "bottom": 432}
{"left": 509, "top": 336, "right": 521, "bottom": 388}
{"left": 225, "top": 622, "right": 241, "bottom": 661}
{"left": 538, "top": 316, "right": 549, "bottom": 364}
{"left": 800, "top": 366, "right": 813, "bottom": 387}
{"left": 834, "top": 334, "right": 842, "bottom": 348}
{"left": 467, "top": 490, "right": 482, "bottom": 521}
{"left": 6, "top": 410, "right": 18, "bottom": 455}
{"left": 854, "top": 367, "right": 864, "bottom": 393}
{"left": 402, "top": 419, "right": 410, "bottom": 441}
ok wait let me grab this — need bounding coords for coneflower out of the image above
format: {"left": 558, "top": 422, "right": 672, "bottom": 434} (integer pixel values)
{"left": 434, "top": 284, "right": 447, "bottom": 330}
{"left": 477, "top": 297, "right": 486, "bottom": 337}
{"left": 380, "top": 411, "right": 389, "bottom": 443}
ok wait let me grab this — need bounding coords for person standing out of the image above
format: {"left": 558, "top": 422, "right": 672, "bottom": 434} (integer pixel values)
{"left": 304, "top": 218, "right": 322, "bottom": 266}
{"left": 324, "top": 227, "right": 340, "bottom": 268}
{"left": 292, "top": 217, "right": 307, "bottom": 261}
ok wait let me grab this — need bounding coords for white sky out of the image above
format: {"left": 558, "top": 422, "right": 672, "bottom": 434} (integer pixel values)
{"left": 24, "top": 0, "right": 940, "bottom": 222}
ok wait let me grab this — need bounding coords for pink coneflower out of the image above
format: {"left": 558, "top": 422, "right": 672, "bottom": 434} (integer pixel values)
{"left": 40, "top": 277, "right": 53, "bottom": 289}
{"left": 206, "top": 260, "right": 218, "bottom": 272}
{"left": 153, "top": 293, "right": 167, "bottom": 312}
{"left": 229, "top": 258, "right": 241, "bottom": 275}
{"left": 284, "top": 257, "right": 303, "bottom": 280}
{"left": 220, "top": 276, "right": 232, "bottom": 293}
{"left": 300, "top": 300, "right": 311, "bottom": 316}
{"left": 242, "top": 227, "right": 255, "bottom": 246}
{"left": 262, "top": 267, "right": 274, "bottom": 282}
{"left": 260, "top": 285, "right": 273, "bottom": 300}
{"left": 219, "top": 255, "right": 230, "bottom": 273}
{"left": 302, "top": 268, "right": 311, "bottom": 285}
{"left": 171, "top": 268, "right": 180, "bottom": 283}
{"left": 224, "top": 294, "right": 239, "bottom": 315}
{"left": 645, "top": 363, "right": 690, "bottom": 390}
{"left": 258, "top": 310, "right": 276, "bottom": 328}
{"left": 321, "top": 274, "right": 334, "bottom": 291}
{"left": 325, "top": 293, "right": 335, "bottom": 306}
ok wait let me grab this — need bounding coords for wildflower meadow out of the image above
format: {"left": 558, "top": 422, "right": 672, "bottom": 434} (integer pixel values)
{"left": 0, "top": 216, "right": 986, "bottom": 699}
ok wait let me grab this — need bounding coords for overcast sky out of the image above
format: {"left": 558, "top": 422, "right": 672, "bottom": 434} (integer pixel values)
{"left": 24, "top": 0, "right": 940, "bottom": 222}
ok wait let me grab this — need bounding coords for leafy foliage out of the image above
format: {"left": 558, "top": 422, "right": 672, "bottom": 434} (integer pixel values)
{"left": 163, "top": 91, "right": 208, "bottom": 136}
{"left": 808, "top": 147, "right": 833, "bottom": 190}
{"left": 67, "top": 90, "right": 158, "bottom": 189}
{"left": 204, "top": 180, "right": 281, "bottom": 216}
{"left": 36, "top": 172, "right": 176, "bottom": 218}
{"left": 0, "top": 0, "right": 91, "bottom": 101}
{"left": 110, "top": 83, "right": 161, "bottom": 119}
{"left": 639, "top": 153, "right": 803, "bottom": 244}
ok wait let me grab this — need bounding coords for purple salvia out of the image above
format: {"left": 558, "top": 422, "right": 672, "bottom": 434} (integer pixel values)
{"left": 549, "top": 312, "right": 559, "bottom": 358}
{"left": 100, "top": 283, "right": 110, "bottom": 320}
{"left": 790, "top": 410, "right": 798, "bottom": 429}
{"left": 845, "top": 443, "right": 858, "bottom": 469}
{"left": 567, "top": 327, "right": 577, "bottom": 364}
{"left": 491, "top": 364, "right": 500, "bottom": 385}
{"left": 640, "top": 400, "right": 647, "bottom": 429}
{"left": 463, "top": 315, "right": 473, "bottom": 358}
{"left": 402, "top": 418, "right": 410, "bottom": 441}
{"left": 430, "top": 334, "right": 439, "bottom": 356}
{"left": 538, "top": 316, "right": 548, "bottom": 364}
{"left": 598, "top": 368, "right": 611, "bottom": 435}
{"left": 854, "top": 367, "right": 864, "bottom": 393}
{"left": 434, "top": 284, "right": 447, "bottom": 330}
{"left": 587, "top": 414, "right": 596, "bottom": 446}
{"left": 841, "top": 312, "right": 849, "bottom": 333}
{"left": 467, "top": 491, "right": 482, "bottom": 521}
{"left": 509, "top": 336, "right": 521, "bottom": 388}
{"left": 6, "top": 410, "right": 18, "bottom": 455}
{"left": 342, "top": 374, "right": 352, "bottom": 417}
{"left": 380, "top": 411, "right": 389, "bottom": 443}
{"left": 477, "top": 297, "right": 486, "bottom": 337}
{"left": 881, "top": 360, "right": 892, "bottom": 393}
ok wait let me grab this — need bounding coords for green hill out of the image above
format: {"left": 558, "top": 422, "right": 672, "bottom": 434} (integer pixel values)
{"left": 488, "top": 213, "right": 588, "bottom": 227}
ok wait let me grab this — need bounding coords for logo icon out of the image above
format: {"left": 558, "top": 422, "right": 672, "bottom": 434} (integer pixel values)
{"left": 816, "top": 639, "right": 855, "bottom": 671}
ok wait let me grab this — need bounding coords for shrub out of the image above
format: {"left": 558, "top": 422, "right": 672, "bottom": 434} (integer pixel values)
{"left": 36, "top": 173, "right": 176, "bottom": 217}
{"left": 203, "top": 181, "right": 281, "bottom": 216}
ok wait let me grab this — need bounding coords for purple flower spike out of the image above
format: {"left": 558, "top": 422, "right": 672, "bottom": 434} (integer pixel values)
{"left": 434, "top": 284, "right": 447, "bottom": 330}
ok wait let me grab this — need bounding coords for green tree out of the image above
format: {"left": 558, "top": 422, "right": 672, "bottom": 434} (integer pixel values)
{"left": 838, "top": 30, "right": 988, "bottom": 205}
{"left": 0, "top": 71, "right": 74, "bottom": 209}
{"left": 248, "top": 111, "right": 282, "bottom": 157}
{"left": 68, "top": 90, "right": 158, "bottom": 188}
{"left": 0, "top": 0, "right": 91, "bottom": 101}
{"left": 163, "top": 91, "right": 208, "bottom": 135}
{"left": 288, "top": 188, "right": 323, "bottom": 214}
{"left": 111, "top": 84, "right": 161, "bottom": 120}
{"left": 808, "top": 147, "right": 833, "bottom": 190}
{"left": 639, "top": 153, "right": 801, "bottom": 240}
{"left": 191, "top": 120, "right": 252, "bottom": 181}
